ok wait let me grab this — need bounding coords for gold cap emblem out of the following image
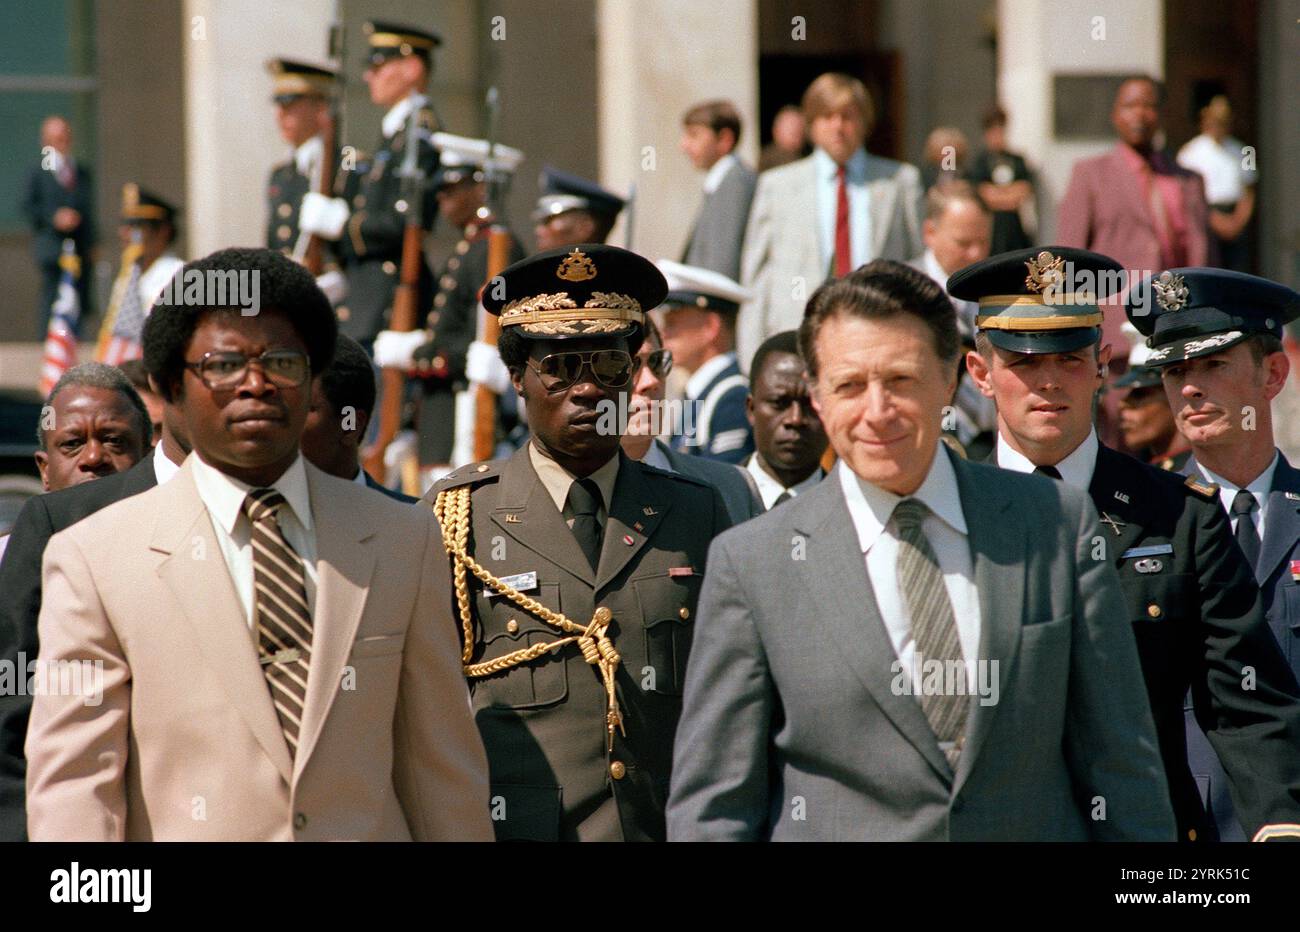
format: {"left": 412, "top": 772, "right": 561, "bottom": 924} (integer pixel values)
{"left": 1024, "top": 251, "right": 1065, "bottom": 294}
{"left": 1152, "top": 270, "right": 1190, "bottom": 312}
{"left": 556, "top": 248, "right": 597, "bottom": 282}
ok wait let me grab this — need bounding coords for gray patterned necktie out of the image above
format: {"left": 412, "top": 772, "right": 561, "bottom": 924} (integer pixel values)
{"left": 243, "top": 488, "right": 313, "bottom": 758}
{"left": 893, "top": 497, "right": 968, "bottom": 768}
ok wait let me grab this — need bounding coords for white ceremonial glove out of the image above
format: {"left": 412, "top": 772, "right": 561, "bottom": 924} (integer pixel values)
{"left": 467, "top": 340, "right": 513, "bottom": 395}
{"left": 298, "top": 192, "right": 349, "bottom": 240}
{"left": 315, "top": 270, "right": 347, "bottom": 306}
{"left": 372, "top": 329, "right": 427, "bottom": 369}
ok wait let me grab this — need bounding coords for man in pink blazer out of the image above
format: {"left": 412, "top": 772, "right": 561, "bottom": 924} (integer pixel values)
{"left": 1058, "top": 76, "right": 1210, "bottom": 349}
{"left": 25, "top": 248, "right": 493, "bottom": 841}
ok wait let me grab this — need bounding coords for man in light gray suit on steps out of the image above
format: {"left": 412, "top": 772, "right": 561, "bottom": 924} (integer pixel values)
{"left": 667, "top": 260, "right": 1174, "bottom": 841}
{"left": 736, "top": 73, "right": 923, "bottom": 371}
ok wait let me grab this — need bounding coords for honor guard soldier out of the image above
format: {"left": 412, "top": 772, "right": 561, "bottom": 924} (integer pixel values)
{"left": 533, "top": 167, "right": 625, "bottom": 251}
{"left": 1127, "top": 267, "right": 1300, "bottom": 841}
{"left": 372, "top": 133, "right": 526, "bottom": 473}
{"left": 425, "top": 244, "right": 734, "bottom": 841}
{"left": 1113, "top": 362, "right": 1192, "bottom": 472}
{"left": 298, "top": 20, "right": 441, "bottom": 348}
{"left": 953, "top": 247, "right": 1300, "bottom": 843}
{"left": 265, "top": 59, "right": 336, "bottom": 257}
{"left": 658, "top": 260, "right": 755, "bottom": 463}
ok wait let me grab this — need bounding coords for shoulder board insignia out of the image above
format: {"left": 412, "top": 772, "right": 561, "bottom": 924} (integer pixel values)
{"left": 432, "top": 460, "right": 502, "bottom": 494}
{"left": 1184, "top": 476, "right": 1219, "bottom": 500}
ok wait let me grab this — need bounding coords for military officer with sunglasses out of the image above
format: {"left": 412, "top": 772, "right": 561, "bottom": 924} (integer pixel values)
{"left": 425, "top": 244, "right": 734, "bottom": 841}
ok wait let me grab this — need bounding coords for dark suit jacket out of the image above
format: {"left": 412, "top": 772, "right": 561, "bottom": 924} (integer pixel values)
{"left": 0, "top": 453, "right": 158, "bottom": 840}
{"left": 1086, "top": 445, "right": 1300, "bottom": 842}
{"left": 682, "top": 158, "right": 757, "bottom": 281}
{"left": 668, "top": 451, "right": 1173, "bottom": 841}
{"left": 656, "top": 439, "right": 761, "bottom": 524}
{"left": 1184, "top": 451, "right": 1300, "bottom": 841}
{"left": 363, "top": 470, "right": 419, "bottom": 504}
{"left": 20, "top": 161, "right": 94, "bottom": 269}
{"left": 426, "top": 447, "right": 732, "bottom": 841}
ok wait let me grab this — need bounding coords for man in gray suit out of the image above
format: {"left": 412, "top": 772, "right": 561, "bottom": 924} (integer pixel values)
{"left": 667, "top": 260, "right": 1174, "bottom": 841}
{"left": 737, "top": 73, "right": 923, "bottom": 370}
{"left": 679, "top": 100, "right": 757, "bottom": 283}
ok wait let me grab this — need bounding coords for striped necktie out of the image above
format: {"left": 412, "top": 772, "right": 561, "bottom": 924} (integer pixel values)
{"left": 242, "top": 488, "right": 313, "bottom": 757}
{"left": 893, "top": 497, "right": 968, "bottom": 769}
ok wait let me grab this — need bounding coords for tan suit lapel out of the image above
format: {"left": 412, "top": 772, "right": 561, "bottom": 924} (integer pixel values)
{"left": 293, "top": 464, "right": 378, "bottom": 779}
{"left": 149, "top": 459, "right": 294, "bottom": 783}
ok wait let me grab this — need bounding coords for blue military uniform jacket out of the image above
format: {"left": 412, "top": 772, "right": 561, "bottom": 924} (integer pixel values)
{"left": 1184, "top": 451, "right": 1300, "bottom": 841}
{"left": 671, "top": 352, "right": 753, "bottom": 464}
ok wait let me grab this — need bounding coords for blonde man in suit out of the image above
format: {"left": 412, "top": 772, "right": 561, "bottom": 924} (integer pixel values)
{"left": 737, "top": 72, "right": 923, "bottom": 369}
{"left": 25, "top": 248, "right": 492, "bottom": 841}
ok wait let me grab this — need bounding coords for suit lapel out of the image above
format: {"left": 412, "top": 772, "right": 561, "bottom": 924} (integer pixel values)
{"left": 1259, "top": 454, "right": 1300, "bottom": 585}
{"left": 794, "top": 476, "right": 953, "bottom": 782}
{"left": 949, "top": 452, "right": 1023, "bottom": 794}
{"left": 595, "top": 456, "right": 669, "bottom": 592}
{"left": 150, "top": 461, "right": 293, "bottom": 783}
{"left": 489, "top": 447, "right": 595, "bottom": 585}
{"left": 795, "top": 157, "right": 825, "bottom": 270}
{"left": 1088, "top": 446, "right": 1149, "bottom": 560}
{"left": 293, "top": 465, "right": 377, "bottom": 778}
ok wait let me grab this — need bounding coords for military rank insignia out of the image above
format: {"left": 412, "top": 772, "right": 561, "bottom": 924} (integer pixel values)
{"left": 1289, "top": 560, "right": 1300, "bottom": 583}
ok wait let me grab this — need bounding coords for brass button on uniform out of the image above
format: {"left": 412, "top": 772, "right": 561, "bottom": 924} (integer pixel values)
{"left": 609, "top": 761, "right": 626, "bottom": 780}
{"left": 506, "top": 619, "right": 519, "bottom": 635}
{"left": 293, "top": 812, "right": 308, "bottom": 830}
{"left": 440, "top": 274, "right": 456, "bottom": 289}
{"left": 593, "top": 606, "right": 612, "bottom": 625}
{"left": 276, "top": 224, "right": 291, "bottom": 241}
{"left": 455, "top": 240, "right": 470, "bottom": 255}
{"left": 448, "top": 257, "right": 461, "bottom": 271}
{"left": 382, "top": 260, "right": 396, "bottom": 275}
{"left": 433, "top": 293, "right": 447, "bottom": 308}
{"left": 1188, "top": 829, "right": 1197, "bottom": 841}
{"left": 277, "top": 202, "right": 292, "bottom": 218}
{"left": 1147, "top": 603, "right": 1162, "bottom": 619}
{"left": 678, "top": 606, "right": 690, "bottom": 620}
{"left": 336, "top": 306, "right": 350, "bottom": 321}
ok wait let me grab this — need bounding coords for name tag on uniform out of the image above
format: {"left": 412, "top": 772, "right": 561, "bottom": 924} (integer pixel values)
{"left": 493, "top": 571, "right": 538, "bottom": 595}
{"left": 1120, "top": 544, "right": 1173, "bottom": 560}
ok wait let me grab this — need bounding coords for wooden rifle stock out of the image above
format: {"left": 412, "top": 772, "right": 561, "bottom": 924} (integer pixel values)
{"left": 362, "top": 222, "right": 423, "bottom": 480}
{"left": 472, "top": 227, "right": 512, "bottom": 461}
{"left": 302, "top": 112, "right": 336, "bottom": 276}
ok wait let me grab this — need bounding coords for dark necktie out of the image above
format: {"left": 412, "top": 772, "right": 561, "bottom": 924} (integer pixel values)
{"left": 834, "top": 165, "right": 851, "bottom": 277}
{"left": 567, "top": 478, "right": 603, "bottom": 571}
{"left": 1231, "top": 489, "right": 1261, "bottom": 572}
{"left": 1034, "top": 464, "right": 1063, "bottom": 481}
{"left": 772, "top": 491, "right": 792, "bottom": 509}
{"left": 242, "top": 489, "right": 313, "bottom": 758}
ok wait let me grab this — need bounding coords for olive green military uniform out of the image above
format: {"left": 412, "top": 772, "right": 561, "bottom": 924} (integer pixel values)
{"left": 427, "top": 445, "right": 731, "bottom": 840}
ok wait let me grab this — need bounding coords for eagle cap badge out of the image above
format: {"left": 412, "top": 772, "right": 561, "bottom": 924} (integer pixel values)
{"left": 557, "top": 248, "right": 597, "bottom": 282}
{"left": 1024, "top": 250, "right": 1066, "bottom": 294}
{"left": 1152, "top": 270, "right": 1190, "bottom": 312}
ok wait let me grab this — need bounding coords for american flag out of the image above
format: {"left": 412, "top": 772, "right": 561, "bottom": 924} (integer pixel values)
{"left": 38, "top": 240, "right": 82, "bottom": 396}
{"left": 97, "top": 238, "right": 146, "bottom": 367}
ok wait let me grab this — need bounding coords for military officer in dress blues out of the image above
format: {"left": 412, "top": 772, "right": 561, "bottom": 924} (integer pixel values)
{"left": 298, "top": 21, "right": 441, "bottom": 348}
{"left": 372, "top": 133, "right": 526, "bottom": 474}
{"left": 533, "top": 167, "right": 626, "bottom": 251}
{"left": 1128, "top": 267, "right": 1300, "bottom": 841}
{"left": 658, "top": 260, "right": 754, "bottom": 464}
{"left": 954, "top": 246, "right": 1300, "bottom": 843}
{"left": 424, "top": 244, "right": 733, "bottom": 841}
{"left": 265, "top": 59, "right": 335, "bottom": 257}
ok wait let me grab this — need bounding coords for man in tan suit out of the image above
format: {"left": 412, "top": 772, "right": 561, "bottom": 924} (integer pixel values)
{"left": 25, "top": 248, "right": 492, "bottom": 841}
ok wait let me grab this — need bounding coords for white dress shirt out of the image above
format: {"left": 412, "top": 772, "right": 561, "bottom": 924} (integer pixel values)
{"left": 642, "top": 439, "right": 673, "bottom": 472}
{"left": 814, "top": 147, "right": 873, "bottom": 272}
{"left": 381, "top": 92, "right": 429, "bottom": 139}
{"left": 837, "top": 448, "right": 981, "bottom": 695}
{"left": 995, "top": 430, "right": 1100, "bottom": 490}
{"left": 1177, "top": 133, "right": 1257, "bottom": 207}
{"left": 702, "top": 153, "right": 736, "bottom": 195}
{"left": 745, "top": 453, "right": 822, "bottom": 510}
{"left": 1197, "top": 450, "right": 1278, "bottom": 543}
{"left": 139, "top": 253, "right": 185, "bottom": 309}
{"left": 190, "top": 453, "right": 318, "bottom": 630}
{"left": 153, "top": 445, "right": 183, "bottom": 486}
